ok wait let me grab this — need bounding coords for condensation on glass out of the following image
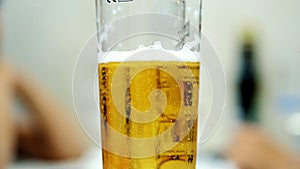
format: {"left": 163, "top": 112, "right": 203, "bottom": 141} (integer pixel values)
{"left": 96, "top": 0, "right": 202, "bottom": 51}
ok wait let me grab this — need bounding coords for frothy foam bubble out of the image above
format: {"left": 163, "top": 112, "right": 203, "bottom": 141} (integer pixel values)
{"left": 98, "top": 42, "right": 200, "bottom": 63}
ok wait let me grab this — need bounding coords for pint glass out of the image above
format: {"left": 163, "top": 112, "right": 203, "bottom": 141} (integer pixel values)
{"left": 96, "top": 0, "right": 202, "bottom": 168}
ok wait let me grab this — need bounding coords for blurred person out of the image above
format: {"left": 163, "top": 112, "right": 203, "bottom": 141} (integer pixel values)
{"left": 225, "top": 124, "right": 300, "bottom": 169}
{"left": 0, "top": 2, "right": 88, "bottom": 169}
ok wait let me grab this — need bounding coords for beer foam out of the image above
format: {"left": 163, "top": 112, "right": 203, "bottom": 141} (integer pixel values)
{"left": 99, "top": 43, "right": 200, "bottom": 63}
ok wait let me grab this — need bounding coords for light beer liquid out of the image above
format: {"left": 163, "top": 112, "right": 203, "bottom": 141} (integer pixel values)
{"left": 99, "top": 61, "right": 200, "bottom": 169}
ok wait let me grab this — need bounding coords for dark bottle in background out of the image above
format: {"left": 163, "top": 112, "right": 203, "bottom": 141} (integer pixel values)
{"left": 237, "top": 32, "right": 259, "bottom": 122}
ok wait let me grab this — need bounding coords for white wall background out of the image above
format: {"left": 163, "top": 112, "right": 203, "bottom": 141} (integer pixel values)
{"left": 2, "top": 0, "right": 300, "bottom": 151}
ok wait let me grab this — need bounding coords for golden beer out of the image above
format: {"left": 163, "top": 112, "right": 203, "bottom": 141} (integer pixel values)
{"left": 99, "top": 61, "right": 200, "bottom": 169}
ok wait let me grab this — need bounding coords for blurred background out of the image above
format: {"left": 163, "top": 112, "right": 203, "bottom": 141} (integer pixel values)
{"left": 1, "top": 0, "right": 300, "bottom": 168}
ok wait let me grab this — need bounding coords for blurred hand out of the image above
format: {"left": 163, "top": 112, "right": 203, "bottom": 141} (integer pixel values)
{"left": 225, "top": 124, "right": 300, "bottom": 169}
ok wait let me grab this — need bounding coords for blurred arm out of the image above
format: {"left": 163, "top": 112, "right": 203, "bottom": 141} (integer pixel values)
{"left": 0, "top": 62, "right": 17, "bottom": 168}
{"left": 15, "top": 71, "right": 88, "bottom": 160}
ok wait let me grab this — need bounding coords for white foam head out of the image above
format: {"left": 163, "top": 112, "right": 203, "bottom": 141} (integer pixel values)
{"left": 98, "top": 42, "right": 200, "bottom": 63}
